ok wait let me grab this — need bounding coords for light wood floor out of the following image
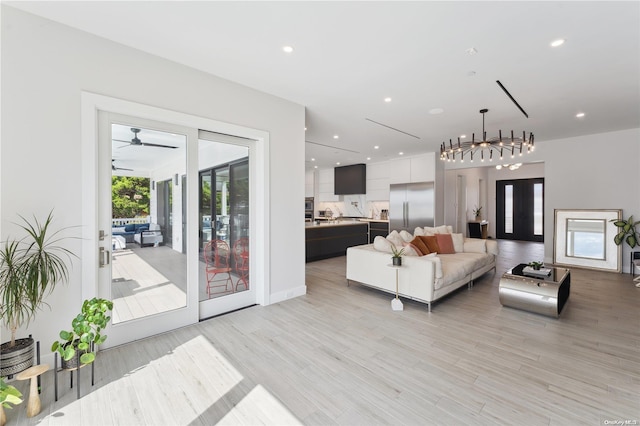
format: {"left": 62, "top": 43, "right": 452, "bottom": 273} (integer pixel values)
{"left": 6, "top": 240, "right": 639, "bottom": 425}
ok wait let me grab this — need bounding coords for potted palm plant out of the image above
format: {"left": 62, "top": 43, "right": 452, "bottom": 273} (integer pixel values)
{"left": 0, "top": 211, "right": 74, "bottom": 376}
{"left": 391, "top": 245, "right": 405, "bottom": 266}
{"left": 51, "top": 298, "right": 113, "bottom": 369}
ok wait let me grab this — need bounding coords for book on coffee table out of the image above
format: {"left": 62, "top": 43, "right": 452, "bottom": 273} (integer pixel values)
{"left": 523, "top": 266, "right": 552, "bottom": 276}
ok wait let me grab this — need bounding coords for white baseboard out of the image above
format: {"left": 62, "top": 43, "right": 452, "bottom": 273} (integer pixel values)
{"left": 269, "top": 285, "right": 307, "bottom": 304}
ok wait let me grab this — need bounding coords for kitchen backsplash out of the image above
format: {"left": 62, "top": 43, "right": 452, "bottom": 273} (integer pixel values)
{"left": 317, "top": 196, "right": 389, "bottom": 219}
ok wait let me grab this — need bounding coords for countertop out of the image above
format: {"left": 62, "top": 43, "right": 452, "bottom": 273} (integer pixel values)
{"left": 313, "top": 217, "right": 389, "bottom": 223}
{"left": 358, "top": 218, "right": 389, "bottom": 223}
{"left": 305, "top": 221, "right": 369, "bottom": 228}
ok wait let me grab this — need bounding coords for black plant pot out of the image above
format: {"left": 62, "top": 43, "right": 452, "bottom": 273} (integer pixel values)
{"left": 61, "top": 345, "right": 91, "bottom": 370}
{"left": 392, "top": 257, "right": 402, "bottom": 266}
{"left": 0, "top": 337, "right": 34, "bottom": 376}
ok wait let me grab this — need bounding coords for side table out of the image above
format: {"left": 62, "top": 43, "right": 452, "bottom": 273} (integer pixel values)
{"left": 16, "top": 364, "right": 49, "bottom": 418}
{"left": 387, "top": 264, "right": 403, "bottom": 311}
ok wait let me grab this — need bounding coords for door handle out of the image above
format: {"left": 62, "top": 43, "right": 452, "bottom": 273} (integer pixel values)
{"left": 99, "top": 247, "right": 110, "bottom": 268}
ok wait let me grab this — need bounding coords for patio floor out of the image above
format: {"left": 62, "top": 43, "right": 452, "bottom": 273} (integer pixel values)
{"left": 111, "top": 243, "right": 246, "bottom": 323}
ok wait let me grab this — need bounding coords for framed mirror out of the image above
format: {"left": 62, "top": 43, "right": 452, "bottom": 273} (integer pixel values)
{"left": 553, "top": 209, "right": 622, "bottom": 272}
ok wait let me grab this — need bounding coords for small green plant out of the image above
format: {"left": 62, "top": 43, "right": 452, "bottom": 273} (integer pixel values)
{"left": 610, "top": 215, "right": 640, "bottom": 249}
{"left": 391, "top": 245, "right": 405, "bottom": 258}
{"left": 473, "top": 205, "right": 483, "bottom": 219}
{"left": 528, "top": 261, "right": 544, "bottom": 270}
{"left": 0, "top": 376, "right": 22, "bottom": 409}
{"left": 51, "top": 298, "right": 113, "bottom": 365}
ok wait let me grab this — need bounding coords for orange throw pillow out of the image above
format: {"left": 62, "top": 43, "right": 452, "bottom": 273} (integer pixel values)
{"left": 410, "top": 236, "right": 429, "bottom": 255}
{"left": 419, "top": 235, "right": 440, "bottom": 254}
{"left": 435, "top": 233, "right": 455, "bottom": 254}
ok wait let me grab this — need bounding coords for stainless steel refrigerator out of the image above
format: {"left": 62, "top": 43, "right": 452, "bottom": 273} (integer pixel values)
{"left": 389, "top": 182, "right": 434, "bottom": 232}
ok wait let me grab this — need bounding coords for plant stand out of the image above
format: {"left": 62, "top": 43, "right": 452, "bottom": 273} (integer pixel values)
{"left": 53, "top": 348, "right": 95, "bottom": 401}
{"left": 388, "top": 264, "right": 404, "bottom": 311}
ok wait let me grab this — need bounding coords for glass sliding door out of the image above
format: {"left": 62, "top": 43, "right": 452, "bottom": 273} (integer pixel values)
{"left": 198, "top": 131, "right": 254, "bottom": 319}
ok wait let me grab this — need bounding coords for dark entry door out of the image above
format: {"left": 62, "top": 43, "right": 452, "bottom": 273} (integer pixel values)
{"left": 496, "top": 178, "right": 544, "bottom": 242}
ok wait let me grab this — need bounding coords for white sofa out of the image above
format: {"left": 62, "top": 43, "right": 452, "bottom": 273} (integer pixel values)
{"left": 346, "top": 231, "right": 498, "bottom": 312}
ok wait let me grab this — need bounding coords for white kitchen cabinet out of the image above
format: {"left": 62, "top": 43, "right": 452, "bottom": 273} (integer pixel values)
{"left": 389, "top": 153, "right": 436, "bottom": 184}
{"left": 366, "top": 162, "right": 390, "bottom": 201}
{"left": 318, "top": 168, "right": 339, "bottom": 201}
{"left": 305, "top": 170, "right": 315, "bottom": 198}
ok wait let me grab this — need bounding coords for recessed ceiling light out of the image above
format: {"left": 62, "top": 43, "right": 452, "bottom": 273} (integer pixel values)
{"left": 304, "top": 127, "right": 307, "bottom": 131}
{"left": 336, "top": 162, "right": 341, "bottom": 165}
{"left": 399, "top": 152, "right": 404, "bottom": 155}
{"left": 311, "top": 158, "right": 315, "bottom": 161}
{"left": 460, "top": 134, "right": 467, "bottom": 139}
{"left": 374, "top": 145, "right": 379, "bottom": 150}
{"left": 333, "top": 135, "right": 339, "bottom": 139}
{"left": 429, "top": 108, "right": 444, "bottom": 115}
{"left": 551, "top": 39, "right": 565, "bottom": 47}
{"left": 367, "top": 157, "right": 371, "bottom": 160}
{"left": 282, "top": 45, "right": 294, "bottom": 53}
{"left": 314, "top": 165, "right": 318, "bottom": 169}
{"left": 384, "top": 97, "right": 392, "bottom": 103}
{"left": 576, "top": 112, "right": 585, "bottom": 118}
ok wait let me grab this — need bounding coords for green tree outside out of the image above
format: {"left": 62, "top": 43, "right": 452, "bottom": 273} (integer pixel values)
{"left": 112, "top": 176, "right": 150, "bottom": 218}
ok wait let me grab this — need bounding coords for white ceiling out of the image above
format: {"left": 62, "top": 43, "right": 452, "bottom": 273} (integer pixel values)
{"left": 9, "top": 1, "right": 640, "bottom": 170}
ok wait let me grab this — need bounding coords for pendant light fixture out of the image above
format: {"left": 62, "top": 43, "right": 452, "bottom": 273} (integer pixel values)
{"left": 440, "top": 109, "right": 534, "bottom": 163}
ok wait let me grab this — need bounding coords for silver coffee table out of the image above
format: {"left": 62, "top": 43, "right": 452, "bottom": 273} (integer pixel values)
{"left": 499, "top": 264, "right": 571, "bottom": 318}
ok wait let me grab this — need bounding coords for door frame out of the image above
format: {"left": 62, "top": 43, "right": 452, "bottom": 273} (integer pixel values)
{"left": 81, "top": 92, "right": 270, "bottom": 347}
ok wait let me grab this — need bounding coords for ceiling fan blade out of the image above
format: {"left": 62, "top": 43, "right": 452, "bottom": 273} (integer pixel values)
{"left": 115, "top": 167, "right": 134, "bottom": 171}
{"left": 140, "top": 142, "right": 178, "bottom": 149}
{"left": 112, "top": 138, "right": 132, "bottom": 144}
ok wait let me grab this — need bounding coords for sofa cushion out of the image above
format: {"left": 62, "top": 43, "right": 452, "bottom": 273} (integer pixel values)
{"left": 420, "top": 235, "right": 440, "bottom": 254}
{"left": 112, "top": 227, "right": 126, "bottom": 234}
{"left": 435, "top": 233, "right": 455, "bottom": 254}
{"left": 464, "top": 239, "right": 487, "bottom": 253}
{"left": 451, "top": 233, "right": 464, "bottom": 253}
{"left": 410, "top": 236, "right": 429, "bottom": 255}
{"left": 124, "top": 223, "right": 136, "bottom": 232}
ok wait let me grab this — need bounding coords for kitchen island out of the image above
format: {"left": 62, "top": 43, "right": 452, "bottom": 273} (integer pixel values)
{"left": 305, "top": 221, "right": 368, "bottom": 262}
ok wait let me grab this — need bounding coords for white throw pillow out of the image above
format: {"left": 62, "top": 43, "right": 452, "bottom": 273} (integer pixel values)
{"left": 451, "top": 233, "right": 464, "bottom": 253}
{"left": 402, "top": 242, "right": 419, "bottom": 256}
{"left": 399, "top": 230, "right": 414, "bottom": 243}
{"left": 434, "top": 225, "right": 449, "bottom": 234}
{"left": 447, "top": 225, "right": 454, "bottom": 234}
{"left": 386, "top": 230, "right": 404, "bottom": 247}
{"left": 373, "top": 236, "right": 394, "bottom": 253}
{"left": 422, "top": 226, "right": 436, "bottom": 236}
{"left": 414, "top": 227, "right": 424, "bottom": 236}
{"left": 464, "top": 239, "right": 487, "bottom": 253}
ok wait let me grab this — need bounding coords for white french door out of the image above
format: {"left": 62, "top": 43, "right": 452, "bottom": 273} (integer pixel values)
{"left": 97, "top": 112, "right": 199, "bottom": 348}
{"left": 82, "top": 93, "right": 268, "bottom": 349}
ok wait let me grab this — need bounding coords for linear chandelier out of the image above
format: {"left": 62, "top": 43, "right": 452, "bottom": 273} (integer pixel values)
{"left": 440, "top": 109, "right": 534, "bottom": 163}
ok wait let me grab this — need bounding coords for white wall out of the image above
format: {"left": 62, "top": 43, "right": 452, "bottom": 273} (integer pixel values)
{"left": 443, "top": 128, "right": 640, "bottom": 270}
{"left": 1, "top": 7, "right": 305, "bottom": 350}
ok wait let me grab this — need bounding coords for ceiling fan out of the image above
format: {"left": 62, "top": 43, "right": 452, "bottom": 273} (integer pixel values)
{"left": 113, "top": 128, "right": 178, "bottom": 149}
{"left": 112, "top": 159, "right": 133, "bottom": 171}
